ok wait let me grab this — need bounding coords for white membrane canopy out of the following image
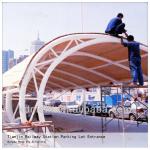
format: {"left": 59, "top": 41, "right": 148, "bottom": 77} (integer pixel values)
{"left": 3, "top": 33, "right": 148, "bottom": 92}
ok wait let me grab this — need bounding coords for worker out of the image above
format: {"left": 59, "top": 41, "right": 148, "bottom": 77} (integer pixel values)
{"left": 105, "top": 13, "right": 128, "bottom": 37}
{"left": 121, "top": 35, "right": 144, "bottom": 86}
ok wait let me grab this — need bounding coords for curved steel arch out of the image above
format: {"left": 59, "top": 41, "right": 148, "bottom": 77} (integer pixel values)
{"left": 17, "top": 33, "right": 148, "bottom": 123}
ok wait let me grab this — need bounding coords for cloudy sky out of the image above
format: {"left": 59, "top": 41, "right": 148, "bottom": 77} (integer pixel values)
{"left": 2, "top": 2, "right": 148, "bottom": 57}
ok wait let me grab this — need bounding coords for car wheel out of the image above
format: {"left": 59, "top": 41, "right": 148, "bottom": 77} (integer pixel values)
{"left": 109, "top": 112, "right": 115, "bottom": 118}
{"left": 129, "top": 114, "right": 136, "bottom": 121}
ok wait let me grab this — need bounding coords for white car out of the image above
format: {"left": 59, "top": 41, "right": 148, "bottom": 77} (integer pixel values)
{"left": 44, "top": 100, "right": 51, "bottom": 106}
{"left": 108, "top": 100, "right": 148, "bottom": 121}
{"left": 44, "top": 99, "right": 61, "bottom": 107}
{"left": 59, "top": 101, "right": 79, "bottom": 113}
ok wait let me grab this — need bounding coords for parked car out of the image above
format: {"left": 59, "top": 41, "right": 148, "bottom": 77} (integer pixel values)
{"left": 80, "top": 101, "right": 109, "bottom": 116}
{"left": 59, "top": 101, "right": 80, "bottom": 113}
{"left": 44, "top": 99, "right": 61, "bottom": 107}
{"left": 108, "top": 100, "right": 148, "bottom": 121}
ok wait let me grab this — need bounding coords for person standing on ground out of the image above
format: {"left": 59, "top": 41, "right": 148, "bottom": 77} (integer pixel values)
{"left": 121, "top": 35, "right": 144, "bottom": 86}
{"left": 105, "top": 13, "right": 128, "bottom": 37}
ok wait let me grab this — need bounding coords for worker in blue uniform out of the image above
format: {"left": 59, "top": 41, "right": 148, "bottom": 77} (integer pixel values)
{"left": 105, "top": 13, "right": 128, "bottom": 37}
{"left": 121, "top": 35, "right": 144, "bottom": 86}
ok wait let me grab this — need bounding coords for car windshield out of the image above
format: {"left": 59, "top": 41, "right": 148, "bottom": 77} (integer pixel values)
{"left": 87, "top": 101, "right": 93, "bottom": 105}
{"left": 124, "top": 101, "right": 131, "bottom": 107}
{"left": 67, "top": 102, "right": 76, "bottom": 105}
{"left": 86, "top": 101, "right": 101, "bottom": 106}
{"left": 92, "top": 101, "right": 100, "bottom": 105}
{"left": 134, "top": 101, "right": 147, "bottom": 108}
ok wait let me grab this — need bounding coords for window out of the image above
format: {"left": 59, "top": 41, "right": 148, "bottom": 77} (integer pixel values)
{"left": 76, "top": 95, "right": 81, "bottom": 101}
{"left": 88, "top": 95, "right": 95, "bottom": 100}
{"left": 89, "top": 88, "right": 97, "bottom": 92}
{"left": 66, "top": 96, "right": 71, "bottom": 101}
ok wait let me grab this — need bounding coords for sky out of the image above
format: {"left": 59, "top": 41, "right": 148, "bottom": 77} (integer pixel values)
{"left": 2, "top": 2, "right": 148, "bottom": 58}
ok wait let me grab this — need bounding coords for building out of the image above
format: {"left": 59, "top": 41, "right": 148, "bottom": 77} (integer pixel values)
{"left": 30, "top": 33, "right": 45, "bottom": 54}
{"left": 2, "top": 51, "right": 8, "bottom": 73}
{"left": 51, "top": 88, "right": 100, "bottom": 104}
{"left": 17, "top": 55, "right": 28, "bottom": 64}
{"left": 8, "top": 58, "right": 17, "bottom": 69}
{"left": 2, "top": 49, "right": 14, "bottom": 73}
{"left": 2, "top": 49, "right": 29, "bottom": 73}
{"left": 48, "top": 86, "right": 124, "bottom": 106}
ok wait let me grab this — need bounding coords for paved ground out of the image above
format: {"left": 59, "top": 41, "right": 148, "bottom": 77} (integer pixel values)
{"left": 44, "top": 112, "right": 148, "bottom": 133}
{"left": 3, "top": 112, "right": 148, "bottom": 148}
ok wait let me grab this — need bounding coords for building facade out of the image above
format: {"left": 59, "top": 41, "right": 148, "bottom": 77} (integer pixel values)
{"left": 2, "top": 49, "right": 14, "bottom": 73}
{"left": 17, "top": 55, "right": 28, "bottom": 64}
{"left": 8, "top": 58, "right": 17, "bottom": 69}
{"left": 49, "top": 88, "right": 101, "bottom": 104}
